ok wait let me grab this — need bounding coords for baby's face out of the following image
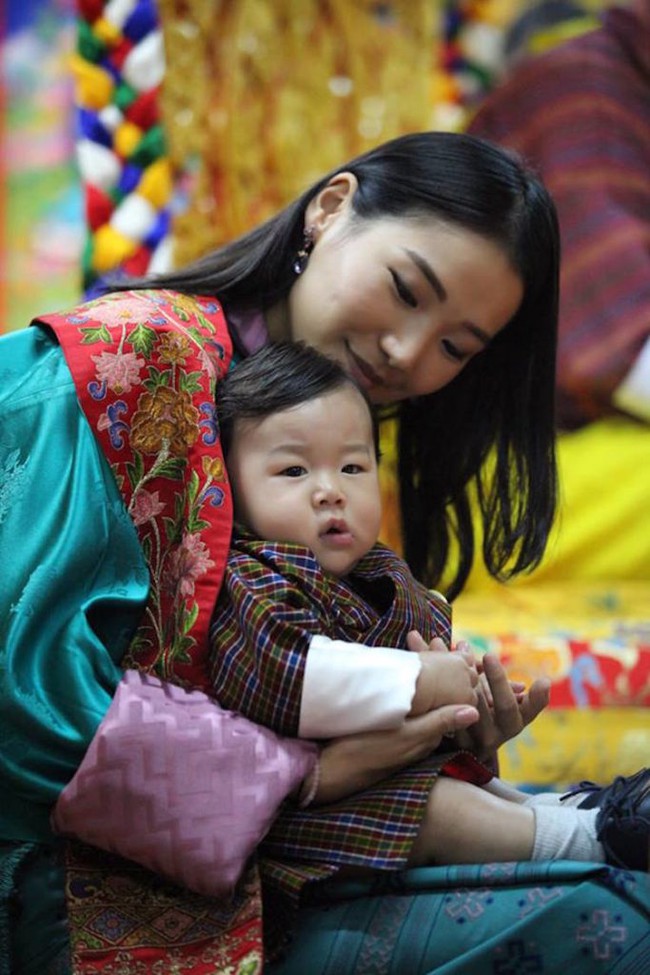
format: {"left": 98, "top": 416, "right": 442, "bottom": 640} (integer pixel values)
{"left": 227, "top": 385, "right": 382, "bottom": 576}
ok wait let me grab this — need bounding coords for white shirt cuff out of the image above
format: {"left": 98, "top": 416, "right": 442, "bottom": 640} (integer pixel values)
{"left": 298, "top": 634, "right": 421, "bottom": 738}
{"left": 612, "top": 337, "right": 650, "bottom": 422}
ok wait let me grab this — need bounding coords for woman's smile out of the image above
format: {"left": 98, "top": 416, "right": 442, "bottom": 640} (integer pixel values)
{"left": 344, "top": 343, "right": 389, "bottom": 393}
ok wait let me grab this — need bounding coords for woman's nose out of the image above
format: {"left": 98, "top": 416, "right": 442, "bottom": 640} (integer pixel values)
{"left": 380, "top": 329, "right": 428, "bottom": 372}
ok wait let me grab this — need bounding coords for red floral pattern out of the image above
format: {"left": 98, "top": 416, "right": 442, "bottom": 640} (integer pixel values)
{"left": 65, "top": 842, "right": 264, "bottom": 975}
{"left": 39, "top": 289, "right": 234, "bottom": 689}
{"left": 39, "top": 290, "right": 266, "bottom": 973}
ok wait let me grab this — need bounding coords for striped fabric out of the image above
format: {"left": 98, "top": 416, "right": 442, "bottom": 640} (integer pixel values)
{"left": 468, "top": 2, "right": 650, "bottom": 429}
{"left": 262, "top": 754, "right": 456, "bottom": 872}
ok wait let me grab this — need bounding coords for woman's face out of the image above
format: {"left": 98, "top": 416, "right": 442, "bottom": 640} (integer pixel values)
{"left": 270, "top": 176, "right": 524, "bottom": 405}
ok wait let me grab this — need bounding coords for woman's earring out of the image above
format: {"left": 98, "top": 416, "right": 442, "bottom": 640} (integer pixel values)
{"left": 293, "top": 226, "right": 315, "bottom": 275}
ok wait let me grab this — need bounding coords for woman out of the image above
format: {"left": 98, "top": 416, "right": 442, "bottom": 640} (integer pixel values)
{"left": 2, "top": 132, "right": 647, "bottom": 974}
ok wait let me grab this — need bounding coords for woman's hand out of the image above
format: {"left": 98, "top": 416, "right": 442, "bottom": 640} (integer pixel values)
{"left": 307, "top": 638, "right": 550, "bottom": 806}
{"left": 405, "top": 633, "right": 550, "bottom": 762}
{"left": 452, "top": 651, "right": 551, "bottom": 762}
{"left": 312, "top": 703, "right": 480, "bottom": 806}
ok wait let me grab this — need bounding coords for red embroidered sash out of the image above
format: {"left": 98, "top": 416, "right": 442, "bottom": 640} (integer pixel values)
{"left": 39, "top": 288, "right": 234, "bottom": 689}
{"left": 39, "top": 290, "right": 265, "bottom": 974}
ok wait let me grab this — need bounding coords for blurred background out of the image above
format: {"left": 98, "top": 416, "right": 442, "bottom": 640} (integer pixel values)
{"left": 0, "top": 0, "right": 607, "bottom": 334}
{"left": 2, "top": 0, "right": 79, "bottom": 331}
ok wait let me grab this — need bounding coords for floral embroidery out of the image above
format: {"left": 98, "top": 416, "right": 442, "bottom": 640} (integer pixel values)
{"left": 131, "top": 385, "right": 200, "bottom": 457}
{"left": 164, "top": 531, "right": 216, "bottom": 598}
{"left": 157, "top": 331, "right": 193, "bottom": 365}
{"left": 97, "top": 401, "right": 130, "bottom": 449}
{"left": 91, "top": 349, "right": 146, "bottom": 394}
{"left": 203, "top": 486, "right": 226, "bottom": 508}
{"left": 200, "top": 453, "right": 227, "bottom": 509}
{"left": 131, "top": 488, "right": 166, "bottom": 527}
{"left": 202, "top": 455, "right": 224, "bottom": 479}
{"left": 64, "top": 843, "right": 263, "bottom": 973}
{"left": 199, "top": 401, "right": 219, "bottom": 445}
{"left": 41, "top": 289, "right": 233, "bottom": 687}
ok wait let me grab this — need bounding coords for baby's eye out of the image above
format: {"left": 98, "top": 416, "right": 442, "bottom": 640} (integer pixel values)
{"left": 389, "top": 269, "right": 418, "bottom": 309}
{"left": 280, "top": 465, "right": 306, "bottom": 477}
{"left": 342, "top": 463, "right": 365, "bottom": 474}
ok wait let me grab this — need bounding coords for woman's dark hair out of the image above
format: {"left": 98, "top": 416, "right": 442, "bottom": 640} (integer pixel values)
{"left": 129, "top": 130, "right": 560, "bottom": 599}
{"left": 218, "top": 342, "right": 380, "bottom": 460}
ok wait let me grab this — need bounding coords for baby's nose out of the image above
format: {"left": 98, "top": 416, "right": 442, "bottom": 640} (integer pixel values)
{"left": 313, "top": 478, "right": 345, "bottom": 506}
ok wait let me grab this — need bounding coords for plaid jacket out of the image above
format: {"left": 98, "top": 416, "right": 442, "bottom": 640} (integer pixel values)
{"left": 209, "top": 528, "right": 489, "bottom": 894}
{"left": 209, "top": 527, "right": 452, "bottom": 736}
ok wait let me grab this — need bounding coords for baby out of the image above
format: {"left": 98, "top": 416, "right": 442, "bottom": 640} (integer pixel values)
{"left": 209, "top": 342, "right": 649, "bottom": 887}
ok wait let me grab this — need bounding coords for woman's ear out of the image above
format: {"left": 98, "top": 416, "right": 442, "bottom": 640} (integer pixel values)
{"left": 304, "top": 172, "right": 358, "bottom": 236}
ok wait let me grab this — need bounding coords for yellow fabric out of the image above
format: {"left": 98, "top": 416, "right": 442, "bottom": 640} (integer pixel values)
{"left": 92, "top": 16, "right": 122, "bottom": 46}
{"left": 453, "top": 577, "right": 650, "bottom": 786}
{"left": 380, "top": 418, "right": 650, "bottom": 787}
{"left": 455, "top": 419, "right": 650, "bottom": 787}
{"left": 113, "top": 122, "right": 143, "bottom": 160}
{"left": 91, "top": 225, "right": 139, "bottom": 272}
{"left": 155, "top": 0, "right": 456, "bottom": 266}
{"left": 138, "top": 159, "right": 173, "bottom": 209}
{"left": 465, "top": 418, "right": 650, "bottom": 590}
{"left": 69, "top": 53, "right": 114, "bottom": 110}
{"left": 497, "top": 708, "right": 649, "bottom": 789}
{"left": 380, "top": 418, "right": 650, "bottom": 585}
{"left": 454, "top": 579, "right": 650, "bottom": 645}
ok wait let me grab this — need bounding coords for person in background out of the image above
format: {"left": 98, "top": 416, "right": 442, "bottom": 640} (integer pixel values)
{"left": 467, "top": 0, "right": 650, "bottom": 585}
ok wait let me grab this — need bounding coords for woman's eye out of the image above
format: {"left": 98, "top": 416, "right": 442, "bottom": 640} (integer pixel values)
{"left": 390, "top": 269, "right": 417, "bottom": 308}
{"left": 280, "top": 466, "right": 306, "bottom": 477}
{"left": 441, "top": 339, "right": 466, "bottom": 363}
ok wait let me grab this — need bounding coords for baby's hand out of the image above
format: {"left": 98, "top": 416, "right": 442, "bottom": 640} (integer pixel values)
{"left": 457, "top": 641, "right": 525, "bottom": 706}
{"left": 407, "top": 631, "right": 479, "bottom": 716}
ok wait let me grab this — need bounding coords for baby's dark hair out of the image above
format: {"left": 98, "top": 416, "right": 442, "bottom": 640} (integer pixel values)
{"left": 218, "top": 343, "right": 380, "bottom": 459}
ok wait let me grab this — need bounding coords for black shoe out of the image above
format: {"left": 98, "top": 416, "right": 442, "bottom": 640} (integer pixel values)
{"left": 562, "top": 768, "right": 650, "bottom": 871}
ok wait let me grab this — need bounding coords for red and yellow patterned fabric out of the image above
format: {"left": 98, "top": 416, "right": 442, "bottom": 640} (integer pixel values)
{"left": 65, "top": 843, "right": 264, "bottom": 975}
{"left": 455, "top": 580, "right": 650, "bottom": 789}
{"left": 66, "top": 844, "right": 262, "bottom": 975}
{"left": 38, "top": 290, "right": 269, "bottom": 974}
{"left": 39, "top": 289, "right": 233, "bottom": 688}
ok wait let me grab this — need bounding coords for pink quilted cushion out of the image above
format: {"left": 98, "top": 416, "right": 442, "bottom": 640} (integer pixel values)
{"left": 52, "top": 670, "right": 317, "bottom": 897}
